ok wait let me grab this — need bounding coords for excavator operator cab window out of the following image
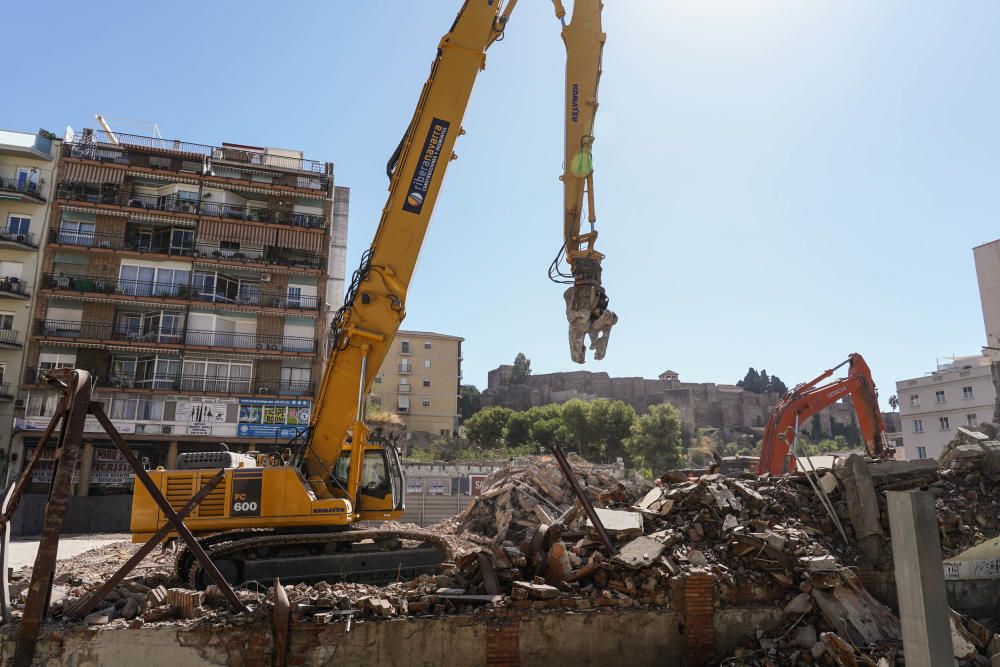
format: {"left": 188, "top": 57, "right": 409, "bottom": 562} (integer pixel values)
{"left": 361, "top": 451, "right": 390, "bottom": 497}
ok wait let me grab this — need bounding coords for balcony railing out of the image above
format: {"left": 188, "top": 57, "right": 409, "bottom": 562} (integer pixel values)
{"left": 35, "top": 319, "right": 317, "bottom": 353}
{"left": 399, "top": 364, "right": 412, "bottom": 374}
{"left": 190, "top": 288, "right": 319, "bottom": 310}
{"left": 40, "top": 273, "right": 318, "bottom": 310}
{"left": 398, "top": 384, "right": 411, "bottom": 394}
{"left": 0, "top": 382, "right": 12, "bottom": 399}
{"left": 48, "top": 228, "right": 195, "bottom": 256}
{"left": 193, "top": 243, "right": 322, "bottom": 269}
{"left": 0, "top": 277, "right": 29, "bottom": 297}
{"left": 41, "top": 273, "right": 188, "bottom": 298}
{"left": 0, "top": 230, "right": 38, "bottom": 248}
{"left": 57, "top": 183, "right": 327, "bottom": 229}
{"left": 24, "top": 367, "right": 314, "bottom": 397}
{"left": 0, "top": 177, "right": 44, "bottom": 200}
{"left": 0, "top": 329, "right": 22, "bottom": 347}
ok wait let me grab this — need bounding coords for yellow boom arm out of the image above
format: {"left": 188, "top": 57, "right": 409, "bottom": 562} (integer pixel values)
{"left": 306, "top": 0, "right": 615, "bottom": 498}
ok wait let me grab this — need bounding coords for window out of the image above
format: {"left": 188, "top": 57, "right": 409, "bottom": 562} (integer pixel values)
{"left": 962, "top": 386, "right": 974, "bottom": 399}
{"left": 400, "top": 359, "right": 411, "bottom": 373}
{"left": 0, "top": 312, "right": 13, "bottom": 330}
{"left": 27, "top": 393, "right": 60, "bottom": 418}
{"left": 909, "top": 394, "right": 919, "bottom": 408}
{"left": 422, "top": 398, "right": 431, "bottom": 408}
{"left": 373, "top": 375, "right": 382, "bottom": 384}
{"left": 182, "top": 359, "right": 252, "bottom": 393}
{"left": 913, "top": 419, "right": 923, "bottom": 433}
{"left": 7, "top": 215, "right": 30, "bottom": 236}
{"left": 0, "top": 363, "right": 5, "bottom": 385}
{"left": 917, "top": 446, "right": 927, "bottom": 459}
{"left": 400, "top": 341, "right": 410, "bottom": 354}
{"left": 424, "top": 359, "right": 431, "bottom": 369}
{"left": 939, "top": 416, "right": 950, "bottom": 430}
{"left": 111, "top": 395, "right": 138, "bottom": 420}
{"left": 286, "top": 286, "right": 302, "bottom": 308}
{"left": 422, "top": 379, "right": 431, "bottom": 388}
{"left": 58, "top": 219, "right": 96, "bottom": 246}
{"left": 280, "top": 367, "right": 311, "bottom": 394}
{"left": 424, "top": 341, "right": 432, "bottom": 349}
{"left": 398, "top": 396, "right": 410, "bottom": 412}
{"left": 967, "top": 413, "right": 978, "bottom": 427}
{"left": 935, "top": 390, "right": 945, "bottom": 404}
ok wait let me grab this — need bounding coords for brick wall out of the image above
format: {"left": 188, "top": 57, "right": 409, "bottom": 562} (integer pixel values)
{"left": 683, "top": 570, "right": 716, "bottom": 667}
{"left": 486, "top": 623, "right": 520, "bottom": 666}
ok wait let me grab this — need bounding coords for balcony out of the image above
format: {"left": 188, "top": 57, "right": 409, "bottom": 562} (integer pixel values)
{"left": 0, "top": 277, "right": 30, "bottom": 299}
{"left": 24, "top": 367, "right": 314, "bottom": 397}
{"left": 398, "top": 383, "right": 411, "bottom": 394}
{"left": 57, "top": 183, "right": 328, "bottom": 229}
{"left": 0, "top": 329, "right": 22, "bottom": 348}
{"left": 41, "top": 273, "right": 188, "bottom": 299}
{"left": 40, "top": 274, "right": 319, "bottom": 311}
{"left": 0, "top": 383, "right": 12, "bottom": 400}
{"left": 35, "top": 320, "right": 317, "bottom": 353}
{"left": 0, "top": 230, "right": 38, "bottom": 250}
{"left": 399, "top": 364, "right": 412, "bottom": 374}
{"left": 0, "top": 176, "right": 44, "bottom": 202}
{"left": 193, "top": 244, "right": 323, "bottom": 270}
{"left": 48, "top": 228, "right": 195, "bottom": 257}
{"left": 64, "top": 132, "right": 329, "bottom": 189}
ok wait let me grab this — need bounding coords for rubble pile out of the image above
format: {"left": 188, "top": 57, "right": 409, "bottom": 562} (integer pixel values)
{"left": 5, "top": 446, "right": 1000, "bottom": 663}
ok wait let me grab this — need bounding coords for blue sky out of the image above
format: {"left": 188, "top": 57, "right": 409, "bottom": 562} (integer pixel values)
{"left": 6, "top": 1, "right": 1000, "bottom": 399}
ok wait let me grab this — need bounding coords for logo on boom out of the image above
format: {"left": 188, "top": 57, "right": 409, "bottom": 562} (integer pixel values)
{"left": 571, "top": 84, "right": 580, "bottom": 122}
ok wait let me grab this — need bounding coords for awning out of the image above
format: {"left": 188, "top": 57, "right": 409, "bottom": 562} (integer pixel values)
{"left": 276, "top": 227, "right": 324, "bottom": 253}
{"left": 199, "top": 219, "right": 276, "bottom": 246}
{"left": 60, "top": 162, "right": 125, "bottom": 184}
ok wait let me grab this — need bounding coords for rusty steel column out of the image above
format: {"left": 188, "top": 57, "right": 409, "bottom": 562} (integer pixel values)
{"left": 0, "top": 408, "right": 68, "bottom": 624}
{"left": 550, "top": 441, "right": 616, "bottom": 554}
{"left": 90, "top": 403, "right": 248, "bottom": 613}
{"left": 14, "top": 370, "right": 91, "bottom": 667}
{"left": 65, "top": 469, "right": 226, "bottom": 620}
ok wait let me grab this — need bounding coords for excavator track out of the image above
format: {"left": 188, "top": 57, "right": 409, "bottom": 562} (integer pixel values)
{"left": 183, "top": 528, "right": 454, "bottom": 589}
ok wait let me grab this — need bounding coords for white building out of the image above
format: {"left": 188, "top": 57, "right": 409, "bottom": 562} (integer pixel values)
{"left": 895, "top": 355, "right": 994, "bottom": 460}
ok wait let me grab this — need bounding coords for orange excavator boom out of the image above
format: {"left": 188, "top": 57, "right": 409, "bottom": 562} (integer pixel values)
{"left": 756, "top": 353, "right": 887, "bottom": 475}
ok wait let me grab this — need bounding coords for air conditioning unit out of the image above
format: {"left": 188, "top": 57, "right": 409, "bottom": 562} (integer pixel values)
{"left": 260, "top": 273, "right": 272, "bottom": 282}
{"left": 258, "top": 387, "right": 271, "bottom": 394}
{"left": 161, "top": 425, "right": 173, "bottom": 435}
{"left": 14, "top": 398, "right": 26, "bottom": 409}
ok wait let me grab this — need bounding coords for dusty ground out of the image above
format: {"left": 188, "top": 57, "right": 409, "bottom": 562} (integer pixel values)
{"left": 5, "top": 534, "right": 130, "bottom": 570}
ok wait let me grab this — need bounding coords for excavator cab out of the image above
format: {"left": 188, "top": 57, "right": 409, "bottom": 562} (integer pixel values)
{"left": 331, "top": 445, "right": 405, "bottom": 518}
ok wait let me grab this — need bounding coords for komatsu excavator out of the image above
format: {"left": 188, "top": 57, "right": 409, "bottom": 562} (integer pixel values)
{"left": 130, "top": 0, "right": 618, "bottom": 587}
{"left": 756, "top": 353, "right": 890, "bottom": 476}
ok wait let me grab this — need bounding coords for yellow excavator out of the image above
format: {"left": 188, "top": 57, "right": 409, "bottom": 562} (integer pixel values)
{"left": 130, "top": 0, "right": 617, "bottom": 587}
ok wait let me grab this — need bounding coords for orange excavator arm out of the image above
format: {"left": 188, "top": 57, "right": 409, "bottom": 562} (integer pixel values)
{"left": 757, "top": 353, "right": 887, "bottom": 475}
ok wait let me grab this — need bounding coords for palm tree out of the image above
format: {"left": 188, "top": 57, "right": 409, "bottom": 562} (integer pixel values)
{"left": 888, "top": 394, "right": 899, "bottom": 412}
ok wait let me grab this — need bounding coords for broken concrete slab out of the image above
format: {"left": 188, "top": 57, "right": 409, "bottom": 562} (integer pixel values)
{"left": 587, "top": 508, "right": 643, "bottom": 541}
{"left": 612, "top": 536, "right": 666, "bottom": 569}
{"left": 512, "top": 581, "right": 559, "bottom": 600}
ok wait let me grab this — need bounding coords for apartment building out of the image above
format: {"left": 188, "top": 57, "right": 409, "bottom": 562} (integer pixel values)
{"left": 895, "top": 354, "right": 995, "bottom": 460}
{"left": 11, "top": 127, "right": 348, "bottom": 494}
{"left": 1, "top": 130, "right": 61, "bottom": 485}
{"left": 370, "top": 330, "right": 463, "bottom": 438}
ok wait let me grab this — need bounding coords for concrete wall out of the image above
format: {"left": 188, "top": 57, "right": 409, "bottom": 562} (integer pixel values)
{"left": 0, "top": 609, "right": 747, "bottom": 667}
{"left": 11, "top": 494, "right": 132, "bottom": 537}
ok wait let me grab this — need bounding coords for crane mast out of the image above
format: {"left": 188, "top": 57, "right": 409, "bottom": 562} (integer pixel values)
{"left": 306, "top": 0, "right": 615, "bottom": 497}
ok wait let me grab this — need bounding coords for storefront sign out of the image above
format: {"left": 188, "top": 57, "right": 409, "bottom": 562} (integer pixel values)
{"left": 237, "top": 398, "right": 311, "bottom": 438}
{"left": 469, "top": 474, "right": 488, "bottom": 497}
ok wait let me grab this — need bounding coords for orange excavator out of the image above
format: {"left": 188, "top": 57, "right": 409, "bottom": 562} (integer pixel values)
{"left": 757, "top": 353, "right": 889, "bottom": 475}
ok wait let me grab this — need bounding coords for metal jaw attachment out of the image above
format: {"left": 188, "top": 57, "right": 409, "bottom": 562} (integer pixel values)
{"left": 564, "top": 258, "right": 617, "bottom": 364}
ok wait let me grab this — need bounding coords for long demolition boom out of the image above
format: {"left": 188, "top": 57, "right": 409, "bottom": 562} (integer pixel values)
{"left": 306, "top": 1, "right": 615, "bottom": 497}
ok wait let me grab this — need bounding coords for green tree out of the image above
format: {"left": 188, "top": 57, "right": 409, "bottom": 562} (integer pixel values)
{"left": 560, "top": 399, "right": 600, "bottom": 459}
{"left": 623, "top": 403, "right": 684, "bottom": 473}
{"left": 529, "top": 416, "right": 565, "bottom": 449}
{"left": 464, "top": 406, "right": 513, "bottom": 449}
{"left": 888, "top": 394, "right": 899, "bottom": 412}
{"left": 510, "top": 352, "right": 532, "bottom": 384}
{"left": 769, "top": 375, "right": 788, "bottom": 396}
{"left": 588, "top": 399, "right": 637, "bottom": 463}
{"left": 737, "top": 367, "right": 760, "bottom": 392}
{"left": 459, "top": 384, "right": 481, "bottom": 422}
{"left": 758, "top": 369, "right": 771, "bottom": 393}
{"left": 503, "top": 411, "right": 534, "bottom": 447}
